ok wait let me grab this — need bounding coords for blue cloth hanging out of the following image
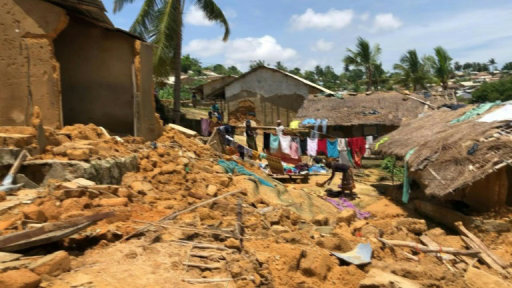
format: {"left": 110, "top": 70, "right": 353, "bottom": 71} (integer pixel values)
{"left": 327, "top": 139, "right": 339, "bottom": 158}
{"left": 402, "top": 148, "right": 416, "bottom": 203}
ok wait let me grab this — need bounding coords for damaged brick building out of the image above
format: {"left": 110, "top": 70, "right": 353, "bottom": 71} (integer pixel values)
{"left": 0, "top": 0, "right": 162, "bottom": 140}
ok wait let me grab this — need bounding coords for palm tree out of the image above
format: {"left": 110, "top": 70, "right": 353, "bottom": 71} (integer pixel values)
{"left": 488, "top": 58, "right": 497, "bottom": 72}
{"left": 343, "top": 37, "right": 382, "bottom": 91}
{"left": 393, "top": 49, "right": 430, "bottom": 92}
{"left": 114, "top": 0, "right": 230, "bottom": 123}
{"left": 432, "top": 46, "right": 453, "bottom": 90}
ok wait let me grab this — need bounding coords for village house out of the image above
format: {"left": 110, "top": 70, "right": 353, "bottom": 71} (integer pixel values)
{"left": 193, "top": 75, "right": 237, "bottom": 100}
{"left": 376, "top": 103, "right": 512, "bottom": 211}
{"left": 295, "top": 92, "right": 445, "bottom": 138}
{"left": 0, "top": 0, "right": 162, "bottom": 140}
{"left": 205, "top": 66, "right": 334, "bottom": 126}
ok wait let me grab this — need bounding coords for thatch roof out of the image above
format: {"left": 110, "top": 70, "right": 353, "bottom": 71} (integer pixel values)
{"left": 376, "top": 104, "right": 512, "bottom": 199}
{"left": 296, "top": 92, "right": 447, "bottom": 126}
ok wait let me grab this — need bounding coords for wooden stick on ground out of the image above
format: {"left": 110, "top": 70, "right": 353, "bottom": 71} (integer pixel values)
{"left": 455, "top": 222, "right": 508, "bottom": 269}
{"left": 183, "top": 276, "right": 254, "bottom": 284}
{"left": 172, "top": 240, "right": 231, "bottom": 251}
{"left": 236, "top": 198, "right": 244, "bottom": 251}
{"left": 460, "top": 236, "right": 509, "bottom": 277}
{"left": 378, "top": 238, "right": 481, "bottom": 257}
{"left": 182, "top": 262, "right": 221, "bottom": 270}
{"left": 123, "top": 189, "right": 243, "bottom": 240}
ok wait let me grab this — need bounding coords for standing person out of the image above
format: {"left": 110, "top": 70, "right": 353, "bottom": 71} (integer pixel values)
{"left": 191, "top": 92, "right": 198, "bottom": 108}
{"left": 317, "top": 161, "right": 356, "bottom": 194}
{"left": 276, "top": 120, "right": 285, "bottom": 136}
{"left": 245, "top": 113, "right": 258, "bottom": 151}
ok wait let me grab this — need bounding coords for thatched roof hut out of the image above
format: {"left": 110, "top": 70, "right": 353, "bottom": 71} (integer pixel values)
{"left": 295, "top": 92, "right": 447, "bottom": 137}
{"left": 376, "top": 103, "right": 512, "bottom": 211}
{"left": 296, "top": 92, "right": 448, "bottom": 126}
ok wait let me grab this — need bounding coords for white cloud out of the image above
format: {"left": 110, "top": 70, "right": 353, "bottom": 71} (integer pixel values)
{"left": 184, "top": 35, "right": 297, "bottom": 69}
{"left": 311, "top": 39, "right": 334, "bottom": 52}
{"left": 360, "top": 13, "right": 370, "bottom": 21}
{"left": 373, "top": 13, "right": 403, "bottom": 31}
{"left": 184, "top": 5, "right": 214, "bottom": 26}
{"left": 290, "top": 8, "right": 354, "bottom": 30}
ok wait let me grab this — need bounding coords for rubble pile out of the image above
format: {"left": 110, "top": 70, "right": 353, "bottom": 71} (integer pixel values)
{"left": 0, "top": 124, "right": 510, "bottom": 287}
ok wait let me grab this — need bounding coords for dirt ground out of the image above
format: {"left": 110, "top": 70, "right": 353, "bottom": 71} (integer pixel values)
{"left": 0, "top": 123, "right": 511, "bottom": 288}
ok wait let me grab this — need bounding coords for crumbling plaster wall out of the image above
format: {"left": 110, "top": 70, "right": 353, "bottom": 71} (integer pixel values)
{"left": 54, "top": 17, "right": 134, "bottom": 135}
{"left": 225, "top": 69, "right": 309, "bottom": 126}
{"left": 0, "top": 0, "right": 68, "bottom": 127}
{"left": 134, "top": 41, "right": 163, "bottom": 140}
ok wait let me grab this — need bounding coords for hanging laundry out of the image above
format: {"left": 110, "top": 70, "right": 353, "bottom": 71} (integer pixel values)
{"left": 327, "top": 139, "right": 339, "bottom": 158}
{"left": 292, "top": 137, "right": 302, "bottom": 156}
{"left": 270, "top": 134, "right": 280, "bottom": 154}
{"left": 279, "top": 135, "right": 292, "bottom": 155}
{"left": 317, "top": 138, "right": 327, "bottom": 156}
{"left": 348, "top": 137, "right": 366, "bottom": 168}
{"left": 320, "top": 119, "right": 328, "bottom": 134}
{"left": 307, "top": 137, "right": 318, "bottom": 156}
{"left": 201, "top": 118, "right": 211, "bottom": 136}
{"left": 301, "top": 118, "right": 316, "bottom": 125}
{"left": 289, "top": 120, "right": 300, "bottom": 129}
{"left": 365, "top": 136, "right": 374, "bottom": 156}
{"left": 263, "top": 132, "right": 271, "bottom": 152}
{"left": 338, "top": 138, "right": 350, "bottom": 165}
{"left": 374, "top": 137, "right": 389, "bottom": 150}
{"left": 300, "top": 138, "right": 308, "bottom": 156}
{"left": 290, "top": 141, "right": 299, "bottom": 159}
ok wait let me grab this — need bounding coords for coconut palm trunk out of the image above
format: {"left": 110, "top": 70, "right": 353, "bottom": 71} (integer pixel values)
{"left": 172, "top": 0, "right": 183, "bottom": 124}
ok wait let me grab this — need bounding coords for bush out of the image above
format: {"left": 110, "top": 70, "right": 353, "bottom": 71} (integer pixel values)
{"left": 472, "top": 77, "right": 512, "bottom": 103}
{"left": 380, "top": 156, "right": 404, "bottom": 180}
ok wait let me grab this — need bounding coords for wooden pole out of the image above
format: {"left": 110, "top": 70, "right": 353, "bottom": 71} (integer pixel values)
{"left": 378, "top": 238, "right": 480, "bottom": 256}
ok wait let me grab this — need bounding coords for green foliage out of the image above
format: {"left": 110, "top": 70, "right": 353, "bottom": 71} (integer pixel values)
{"left": 380, "top": 157, "right": 404, "bottom": 179}
{"left": 453, "top": 61, "right": 462, "bottom": 71}
{"left": 462, "top": 62, "right": 490, "bottom": 72}
{"left": 249, "top": 60, "right": 269, "bottom": 69}
{"left": 502, "top": 62, "right": 512, "bottom": 71}
{"left": 158, "top": 86, "right": 173, "bottom": 100}
{"left": 226, "top": 65, "right": 242, "bottom": 76}
{"left": 181, "top": 54, "right": 202, "bottom": 75}
{"left": 343, "top": 37, "right": 382, "bottom": 91}
{"left": 471, "top": 77, "right": 512, "bottom": 103}
{"left": 432, "top": 46, "right": 453, "bottom": 90}
{"left": 274, "top": 61, "right": 288, "bottom": 71}
{"left": 393, "top": 49, "right": 431, "bottom": 91}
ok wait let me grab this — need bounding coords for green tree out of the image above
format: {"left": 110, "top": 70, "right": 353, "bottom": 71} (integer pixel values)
{"left": 472, "top": 77, "right": 512, "bottom": 103}
{"left": 303, "top": 70, "right": 317, "bottom": 83}
{"left": 181, "top": 54, "right": 202, "bottom": 75}
{"left": 211, "top": 64, "right": 228, "bottom": 75}
{"left": 249, "top": 60, "right": 268, "bottom": 69}
{"left": 453, "top": 61, "right": 462, "bottom": 72}
{"left": 393, "top": 49, "right": 430, "bottom": 91}
{"left": 288, "top": 67, "right": 302, "bottom": 77}
{"left": 343, "top": 37, "right": 382, "bottom": 91}
{"left": 432, "top": 46, "right": 453, "bottom": 90}
{"left": 114, "top": 0, "right": 230, "bottom": 123}
{"left": 226, "top": 65, "right": 241, "bottom": 76}
{"left": 488, "top": 58, "right": 497, "bottom": 72}
{"left": 274, "top": 61, "right": 288, "bottom": 71}
{"left": 502, "top": 62, "right": 512, "bottom": 71}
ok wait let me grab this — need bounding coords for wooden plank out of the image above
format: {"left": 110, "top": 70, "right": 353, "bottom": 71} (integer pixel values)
{"left": 0, "top": 212, "right": 113, "bottom": 249}
{"left": 378, "top": 238, "right": 480, "bottom": 256}
{"left": 460, "top": 236, "right": 509, "bottom": 277}
{"left": 455, "top": 222, "right": 508, "bottom": 269}
{"left": 420, "top": 235, "right": 455, "bottom": 260}
{"left": 0, "top": 252, "right": 22, "bottom": 263}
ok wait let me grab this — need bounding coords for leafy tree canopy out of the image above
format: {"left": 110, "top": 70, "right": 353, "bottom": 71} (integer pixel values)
{"left": 472, "top": 77, "right": 512, "bottom": 103}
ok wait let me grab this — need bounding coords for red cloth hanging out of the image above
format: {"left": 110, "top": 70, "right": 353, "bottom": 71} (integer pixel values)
{"left": 348, "top": 137, "right": 366, "bottom": 167}
{"left": 317, "top": 138, "right": 327, "bottom": 156}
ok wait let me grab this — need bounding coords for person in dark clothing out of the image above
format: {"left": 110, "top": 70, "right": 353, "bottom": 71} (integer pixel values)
{"left": 317, "top": 161, "right": 355, "bottom": 193}
{"left": 191, "top": 92, "right": 198, "bottom": 108}
{"left": 245, "top": 116, "right": 258, "bottom": 151}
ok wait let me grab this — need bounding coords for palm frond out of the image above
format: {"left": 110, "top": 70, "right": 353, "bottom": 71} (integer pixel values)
{"left": 152, "top": 0, "right": 180, "bottom": 77}
{"left": 194, "top": 0, "right": 230, "bottom": 41}
{"left": 129, "top": 0, "right": 162, "bottom": 40}
{"left": 113, "top": 0, "right": 137, "bottom": 13}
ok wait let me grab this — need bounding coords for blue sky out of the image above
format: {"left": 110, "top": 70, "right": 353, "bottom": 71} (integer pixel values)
{"left": 106, "top": 0, "right": 512, "bottom": 72}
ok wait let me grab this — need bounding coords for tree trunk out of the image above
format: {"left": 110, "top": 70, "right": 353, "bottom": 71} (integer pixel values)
{"left": 172, "top": 0, "right": 183, "bottom": 124}
{"left": 366, "top": 66, "right": 372, "bottom": 92}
